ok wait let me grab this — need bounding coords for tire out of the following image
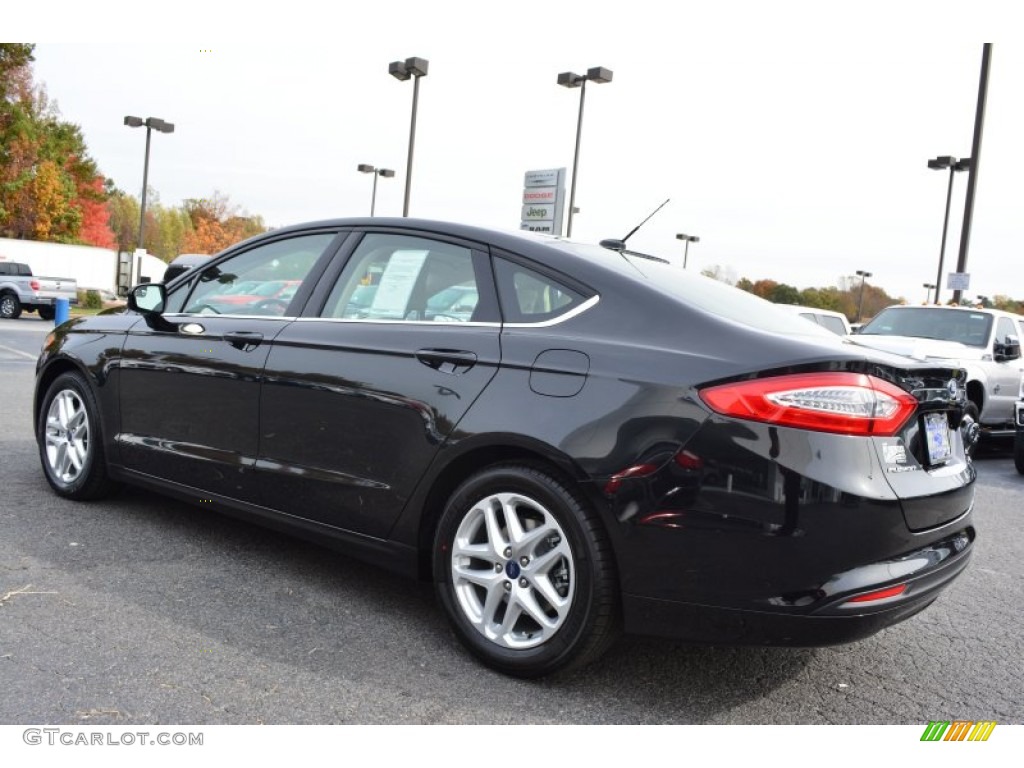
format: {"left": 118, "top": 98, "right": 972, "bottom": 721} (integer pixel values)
{"left": 37, "top": 305, "right": 55, "bottom": 321}
{"left": 960, "top": 401, "right": 981, "bottom": 458}
{"left": 433, "top": 463, "right": 619, "bottom": 678}
{"left": 37, "top": 371, "right": 118, "bottom": 500}
{"left": 0, "top": 291, "right": 22, "bottom": 320}
{"left": 1014, "top": 429, "right": 1024, "bottom": 475}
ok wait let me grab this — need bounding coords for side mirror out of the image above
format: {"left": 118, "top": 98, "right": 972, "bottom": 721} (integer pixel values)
{"left": 994, "top": 335, "right": 1021, "bottom": 362}
{"left": 127, "top": 283, "right": 166, "bottom": 315}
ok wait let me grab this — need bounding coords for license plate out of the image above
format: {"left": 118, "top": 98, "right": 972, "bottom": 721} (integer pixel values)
{"left": 924, "top": 412, "right": 952, "bottom": 464}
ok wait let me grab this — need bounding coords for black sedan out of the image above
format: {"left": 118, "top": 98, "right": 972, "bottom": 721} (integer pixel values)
{"left": 34, "top": 218, "right": 976, "bottom": 677}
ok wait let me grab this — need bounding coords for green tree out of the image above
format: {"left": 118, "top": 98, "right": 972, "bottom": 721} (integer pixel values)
{"left": 769, "top": 283, "right": 801, "bottom": 305}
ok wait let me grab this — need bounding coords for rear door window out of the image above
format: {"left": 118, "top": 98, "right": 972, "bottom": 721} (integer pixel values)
{"left": 492, "top": 258, "right": 590, "bottom": 324}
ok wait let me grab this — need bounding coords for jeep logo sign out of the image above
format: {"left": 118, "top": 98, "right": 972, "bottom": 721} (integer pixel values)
{"left": 520, "top": 168, "right": 566, "bottom": 235}
{"left": 522, "top": 204, "right": 555, "bottom": 221}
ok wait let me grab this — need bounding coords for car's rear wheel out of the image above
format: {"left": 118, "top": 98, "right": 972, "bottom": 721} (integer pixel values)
{"left": 38, "top": 372, "right": 117, "bottom": 500}
{"left": 1014, "top": 428, "right": 1024, "bottom": 475}
{"left": 433, "top": 464, "right": 619, "bottom": 678}
{"left": 0, "top": 291, "right": 22, "bottom": 319}
{"left": 38, "top": 305, "right": 55, "bottom": 321}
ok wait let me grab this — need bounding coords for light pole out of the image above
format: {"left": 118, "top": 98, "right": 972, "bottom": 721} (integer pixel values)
{"left": 856, "top": 270, "right": 872, "bottom": 323}
{"left": 676, "top": 233, "right": 700, "bottom": 269}
{"left": 389, "top": 57, "right": 429, "bottom": 217}
{"left": 124, "top": 116, "right": 174, "bottom": 250}
{"left": 927, "top": 155, "right": 970, "bottom": 304}
{"left": 557, "top": 66, "right": 613, "bottom": 238}
{"left": 923, "top": 282, "right": 936, "bottom": 304}
{"left": 357, "top": 164, "right": 396, "bottom": 216}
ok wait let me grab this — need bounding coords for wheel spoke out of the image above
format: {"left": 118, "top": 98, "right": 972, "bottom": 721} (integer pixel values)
{"left": 480, "top": 580, "right": 507, "bottom": 628}
{"left": 530, "top": 537, "right": 572, "bottom": 573}
{"left": 517, "top": 588, "right": 558, "bottom": 629}
{"left": 481, "top": 502, "right": 508, "bottom": 553}
{"left": 57, "top": 393, "right": 71, "bottom": 428}
{"left": 498, "top": 597, "right": 524, "bottom": 638}
{"left": 500, "top": 494, "right": 527, "bottom": 543}
{"left": 67, "top": 441, "right": 84, "bottom": 471}
{"left": 533, "top": 574, "right": 571, "bottom": 616}
{"left": 55, "top": 443, "right": 70, "bottom": 478}
{"left": 68, "top": 407, "right": 86, "bottom": 432}
{"left": 453, "top": 563, "right": 499, "bottom": 590}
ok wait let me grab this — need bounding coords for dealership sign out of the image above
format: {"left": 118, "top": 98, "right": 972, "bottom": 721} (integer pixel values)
{"left": 520, "top": 168, "right": 566, "bottom": 235}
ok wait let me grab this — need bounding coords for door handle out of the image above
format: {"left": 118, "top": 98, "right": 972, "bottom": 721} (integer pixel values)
{"left": 224, "top": 331, "right": 264, "bottom": 351}
{"left": 415, "top": 348, "right": 478, "bottom": 374}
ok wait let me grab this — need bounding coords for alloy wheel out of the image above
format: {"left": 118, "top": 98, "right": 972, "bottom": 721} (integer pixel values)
{"left": 44, "top": 389, "right": 90, "bottom": 485}
{"left": 450, "top": 492, "right": 575, "bottom": 649}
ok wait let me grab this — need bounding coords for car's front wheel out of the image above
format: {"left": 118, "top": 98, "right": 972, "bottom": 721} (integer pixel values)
{"left": 433, "top": 464, "right": 619, "bottom": 678}
{"left": 37, "top": 371, "right": 117, "bottom": 500}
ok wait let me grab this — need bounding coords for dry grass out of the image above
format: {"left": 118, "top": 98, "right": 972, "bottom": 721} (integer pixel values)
{"left": 0, "top": 584, "right": 58, "bottom": 606}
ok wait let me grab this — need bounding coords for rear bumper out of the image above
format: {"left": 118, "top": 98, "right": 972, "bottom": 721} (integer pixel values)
{"left": 623, "top": 528, "right": 973, "bottom": 645}
{"left": 25, "top": 296, "right": 78, "bottom": 307}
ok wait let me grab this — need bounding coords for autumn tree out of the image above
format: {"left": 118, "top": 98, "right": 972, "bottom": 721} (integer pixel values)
{"left": 0, "top": 43, "right": 115, "bottom": 246}
{"left": 76, "top": 175, "right": 115, "bottom": 248}
{"left": 181, "top": 191, "right": 266, "bottom": 254}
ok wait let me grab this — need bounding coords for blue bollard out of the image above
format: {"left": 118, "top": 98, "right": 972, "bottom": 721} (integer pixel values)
{"left": 54, "top": 297, "right": 70, "bottom": 326}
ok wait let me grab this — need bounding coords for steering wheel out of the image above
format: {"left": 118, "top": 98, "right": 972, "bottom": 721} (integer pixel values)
{"left": 252, "top": 298, "right": 290, "bottom": 315}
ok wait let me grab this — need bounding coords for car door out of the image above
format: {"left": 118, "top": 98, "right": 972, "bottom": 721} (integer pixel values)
{"left": 116, "top": 231, "right": 342, "bottom": 500}
{"left": 987, "top": 315, "right": 1024, "bottom": 423}
{"left": 255, "top": 230, "right": 502, "bottom": 538}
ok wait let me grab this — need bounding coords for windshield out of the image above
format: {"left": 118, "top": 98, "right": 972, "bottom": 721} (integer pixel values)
{"left": 859, "top": 307, "right": 993, "bottom": 348}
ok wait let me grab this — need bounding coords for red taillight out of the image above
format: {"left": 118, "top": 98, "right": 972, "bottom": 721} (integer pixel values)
{"left": 30, "top": 279, "right": 41, "bottom": 291}
{"left": 700, "top": 372, "right": 917, "bottom": 437}
{"left": 844, "top": 584, "right": 907, "bottom": 603}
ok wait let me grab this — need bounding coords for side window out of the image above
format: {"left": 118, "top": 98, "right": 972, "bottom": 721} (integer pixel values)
{"left": 322, "top": 233, "right": 486, "bottom": 323}
{"left": 180, "top": 234, "right": 333, "bottom": 316}
{"left": 164, "top": 278, "right": 193, "bottom": 314}
{"left": 819, "top": 315, "right": 849, "bottom": 335}
{"left": 996, "top": 317, "right": 1017, "bottom": 345}
{"left": 493, "top": 257, "right": 588, "bottom": 324}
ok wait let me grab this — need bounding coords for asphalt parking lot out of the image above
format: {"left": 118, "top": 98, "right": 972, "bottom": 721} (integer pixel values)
{"left": 1, "top": 318, "right": 1022, "bottom": 725}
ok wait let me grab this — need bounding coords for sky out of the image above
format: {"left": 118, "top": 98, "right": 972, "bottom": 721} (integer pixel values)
{"left": 9, "top": 1, "right": 1024, "bottom": 305}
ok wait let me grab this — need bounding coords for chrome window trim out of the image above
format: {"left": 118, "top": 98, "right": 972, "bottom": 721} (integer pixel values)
{"left": 292, "top": 317, "right": 502, "bottom": 328}
{"left": 162, "top": 313, "right": 301, "bottom": 322}
{"left": 289, "top": 294, "right": 600, "bottom": 328}
{"left": 503, "top": 294, "right": 600, "bottom": 328}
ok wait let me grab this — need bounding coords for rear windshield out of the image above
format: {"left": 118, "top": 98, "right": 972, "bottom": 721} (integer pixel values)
{"left": 551, "top": 241, "right": 836, "bottom": 338}
{"left": 860, "top": 307, "right": 993, "bottom": 347}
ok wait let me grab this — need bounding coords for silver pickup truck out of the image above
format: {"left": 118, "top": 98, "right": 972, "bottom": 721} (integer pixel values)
{"left": 853, "top": 304, "right": 1024, "bottom": 450}
{"left": 0, "top": 261, "right": 78, "bottom": 321}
